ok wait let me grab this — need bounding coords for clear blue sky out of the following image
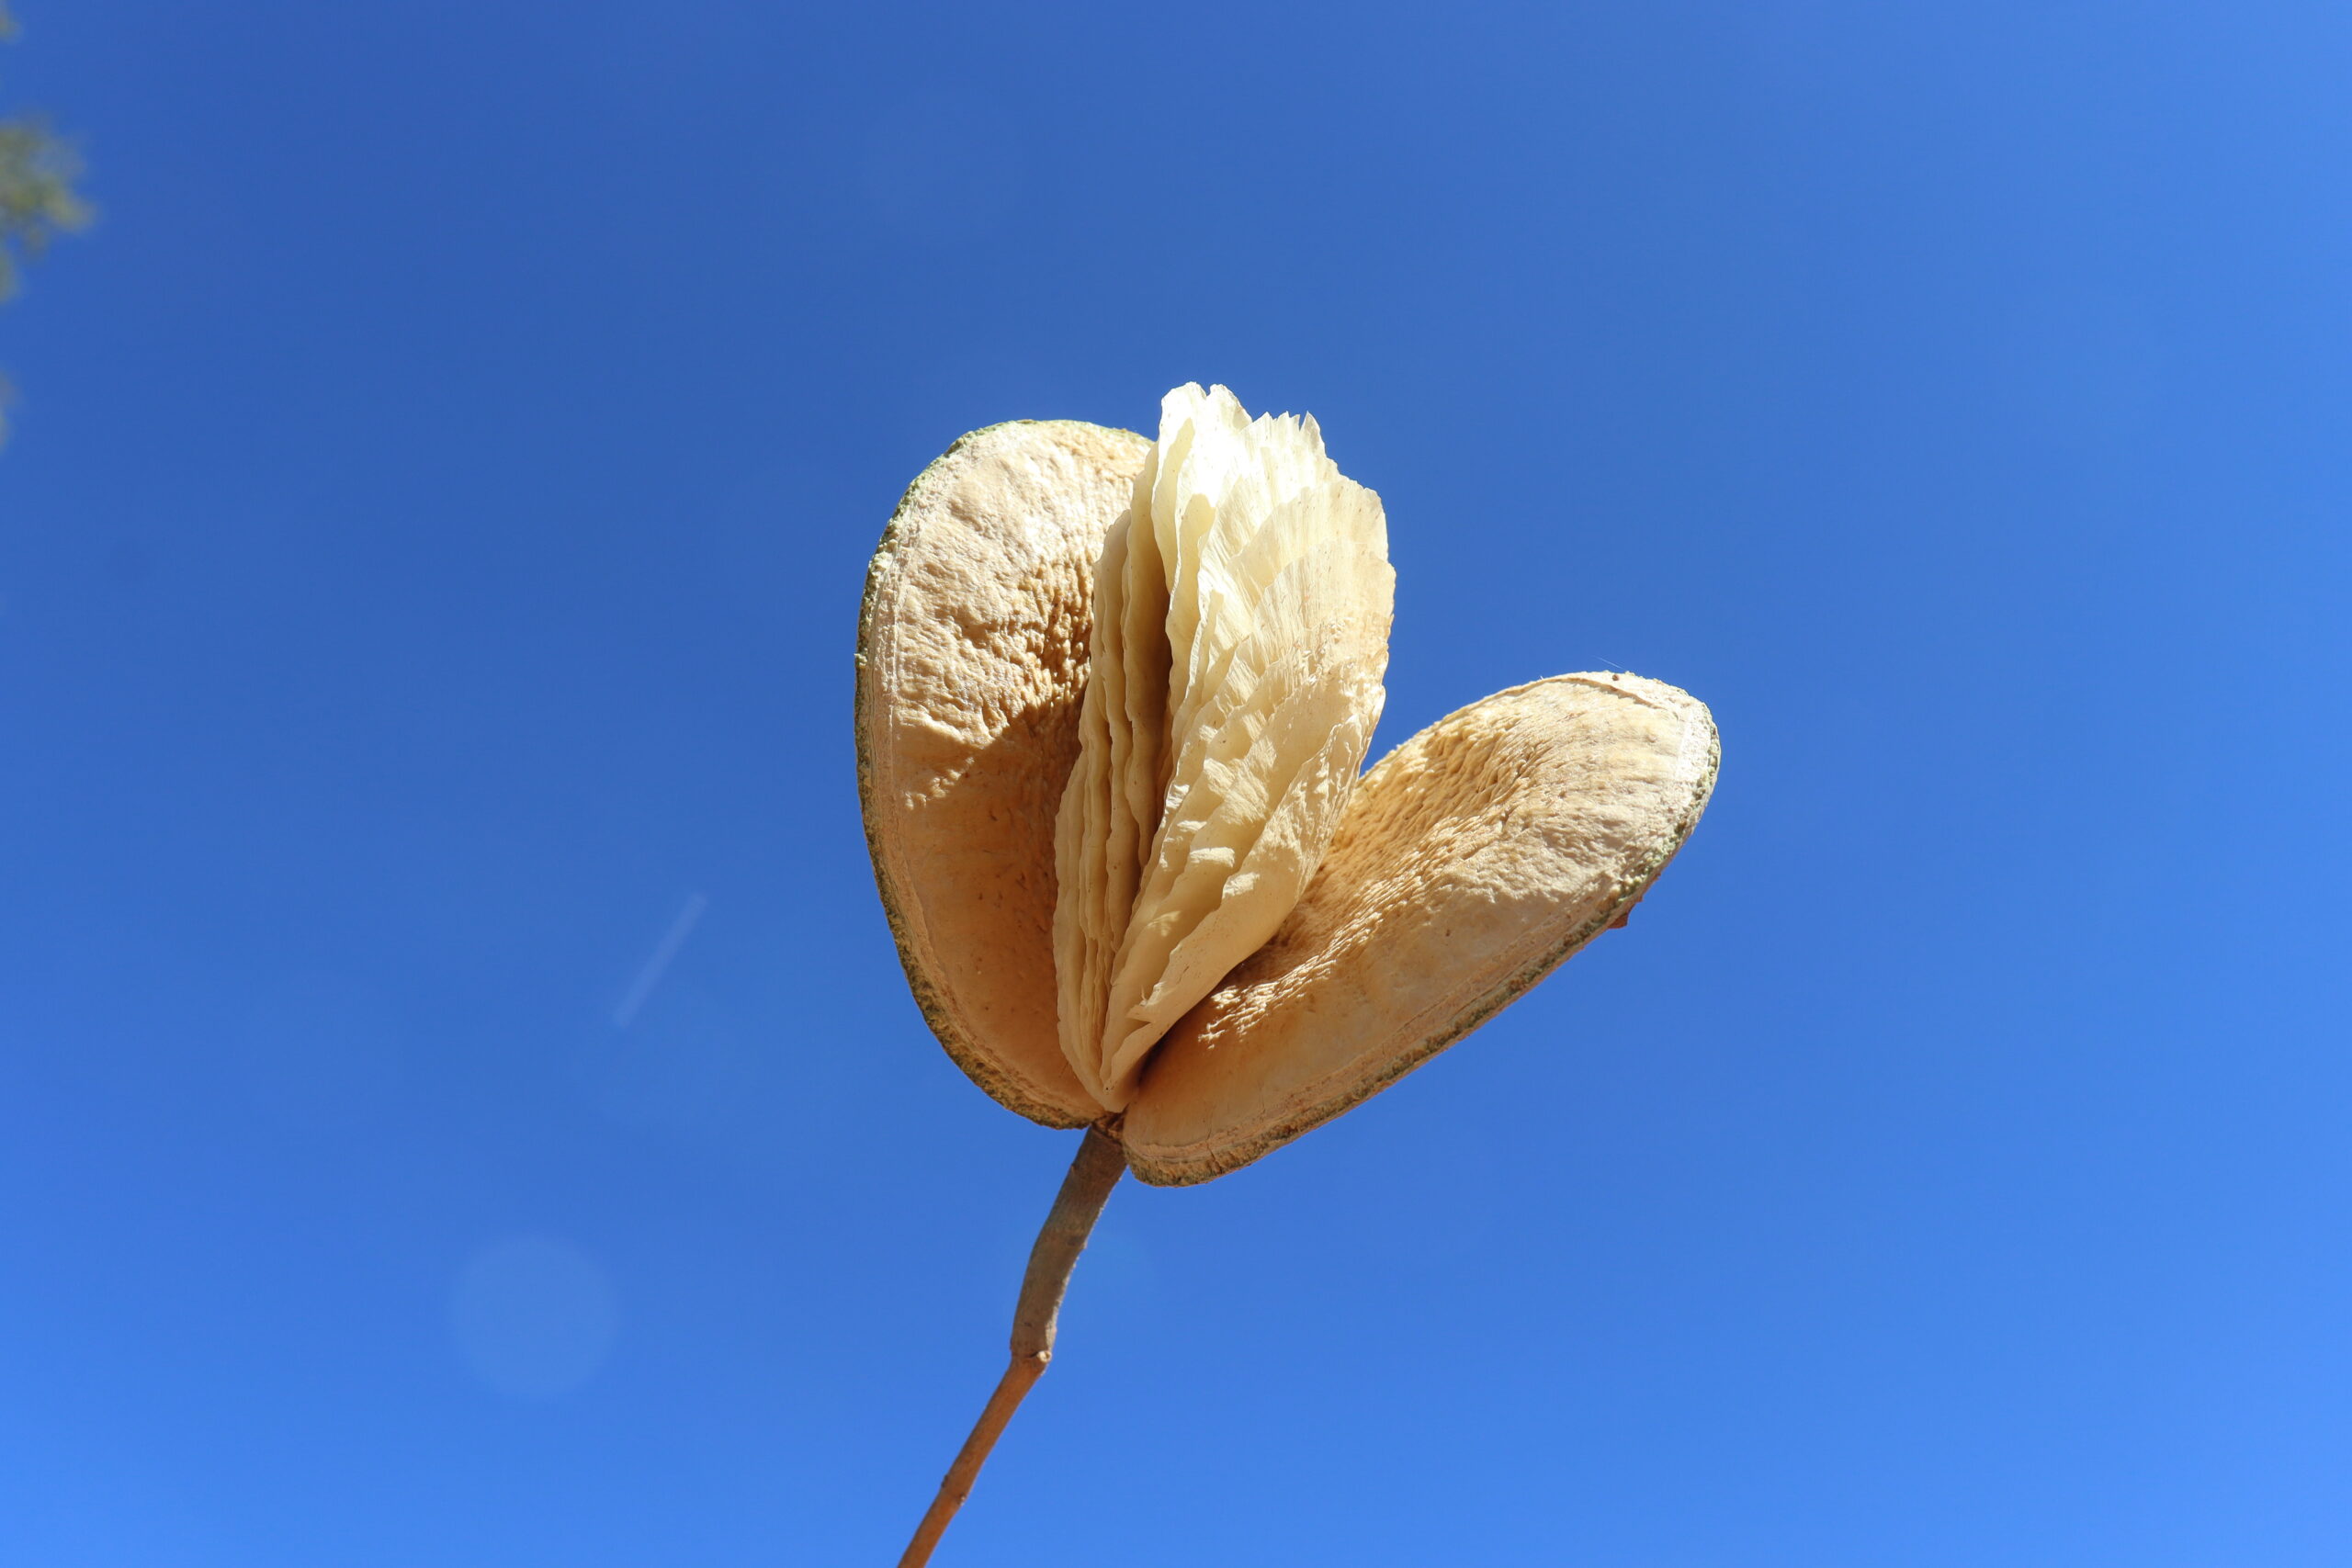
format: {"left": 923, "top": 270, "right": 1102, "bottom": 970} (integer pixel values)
{"left": 3, "top": 2, "right": 2346, "bottom": 1563}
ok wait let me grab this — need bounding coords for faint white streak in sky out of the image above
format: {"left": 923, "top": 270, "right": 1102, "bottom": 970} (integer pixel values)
{"left": 612, "top": 893, "right": 707, "bottom": 1029}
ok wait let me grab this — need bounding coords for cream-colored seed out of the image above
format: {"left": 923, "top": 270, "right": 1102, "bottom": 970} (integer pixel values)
{"left": 1055, "top": 385, "right": 1396, "bottom": 1111}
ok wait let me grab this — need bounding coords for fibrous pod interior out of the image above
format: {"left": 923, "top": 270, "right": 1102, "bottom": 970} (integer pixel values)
{"left": 1051, "top": 385, "right": 1395, "bottom": 1111}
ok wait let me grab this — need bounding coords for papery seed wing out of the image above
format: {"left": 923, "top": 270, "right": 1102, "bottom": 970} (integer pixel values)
{"left": 1097, "top": 520, "right": 1393, "bottom": 1102}
{"left": 1055, "top": 387, "right": 1394, "bottom": 1111}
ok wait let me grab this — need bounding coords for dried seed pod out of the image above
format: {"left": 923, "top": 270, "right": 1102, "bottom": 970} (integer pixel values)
{"left": 865, "top": 398, "right": 1720, "bottom": 1566}
{"left": 856, "top": 406, "right": 1717, "bottom": 1179}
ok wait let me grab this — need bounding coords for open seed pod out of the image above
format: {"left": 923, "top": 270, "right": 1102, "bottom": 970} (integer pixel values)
{"left": 856, "top": 392, "right": 1718, "bottom": 1186}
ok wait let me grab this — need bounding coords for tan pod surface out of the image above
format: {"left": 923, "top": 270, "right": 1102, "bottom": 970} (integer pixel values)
{"left": 1123, "top": 674, "right": 1718, "bottom": 1184}
{"left": 855, "top": 421, "right": 1150, "bottom": 1128}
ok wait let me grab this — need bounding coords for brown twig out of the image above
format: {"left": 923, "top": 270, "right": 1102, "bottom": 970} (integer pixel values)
{"left": 896, "top": 1122, "right": 1126, "bottom": 1568}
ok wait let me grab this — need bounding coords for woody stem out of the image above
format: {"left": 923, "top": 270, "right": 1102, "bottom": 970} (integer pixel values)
{"left": 895, "top": 1122, "right": 1127, "bottom": 1568}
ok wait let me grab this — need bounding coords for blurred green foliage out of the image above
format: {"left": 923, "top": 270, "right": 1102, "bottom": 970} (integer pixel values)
{"left": 0, "top": 115, "right": 90, "bottom": 299}
{"left": 0, "top": 2, "right": 89, "bottom": 436}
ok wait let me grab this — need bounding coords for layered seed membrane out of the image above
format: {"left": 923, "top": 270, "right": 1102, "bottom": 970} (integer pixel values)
{"left": 1052, "top": 385, "right": 1395, "bottom": 1111}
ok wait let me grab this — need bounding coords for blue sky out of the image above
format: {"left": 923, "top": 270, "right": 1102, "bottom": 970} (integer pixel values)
{"left": 2, "top": 1, "right": 2347, "bottom": 1563}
